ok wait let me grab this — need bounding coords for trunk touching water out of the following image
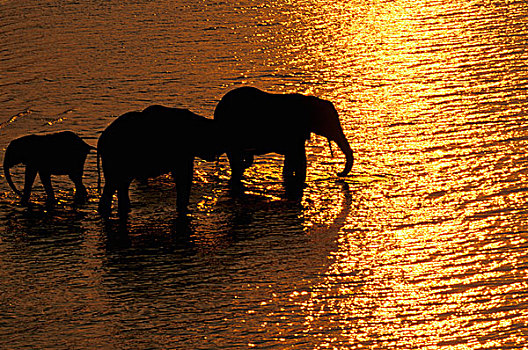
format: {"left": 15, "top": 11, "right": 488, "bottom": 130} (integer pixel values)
{"left": 331, "top": 132, "right": 354, "bottom": 177}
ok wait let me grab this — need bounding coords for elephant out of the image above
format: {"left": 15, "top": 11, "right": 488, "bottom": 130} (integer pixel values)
{"left": 3, "top": 131, "right": 94, "bottom": 206}
{"left": 213, "top": 86, "right": 354, "bottom": 188}
{"left": 97, "top": 105, "right": 224, "bottom": 221}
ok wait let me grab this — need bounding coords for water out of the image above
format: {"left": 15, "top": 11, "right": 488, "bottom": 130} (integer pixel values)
{"left": 1, "top": 0, "right": 527, "bottom": 348}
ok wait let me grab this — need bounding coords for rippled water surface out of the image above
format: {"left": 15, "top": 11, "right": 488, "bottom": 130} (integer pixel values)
{"left": 1, "top": 0, "right": 528, "bottom": 348}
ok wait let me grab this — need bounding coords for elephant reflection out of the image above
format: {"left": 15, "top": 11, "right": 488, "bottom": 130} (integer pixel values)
{"left": 214, "top": 86, "right": 354, "bottom": 188}
{"left": 3, "top": 131, "right": 94, "bottom": 206}
{"left": 97, "top": 105, "right": 224, "bottom": 221}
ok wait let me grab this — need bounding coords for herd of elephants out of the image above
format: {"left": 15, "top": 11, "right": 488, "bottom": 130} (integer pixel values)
{"left": 3, "top": 86, "right": 354, "bottom": 222}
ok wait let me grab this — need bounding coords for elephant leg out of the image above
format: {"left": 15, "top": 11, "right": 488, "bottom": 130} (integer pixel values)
{"left": 39, "top": 172, "right": 56, "bottom": 206}
{"left": 70, "top": 170, "right": 87, "bottom": 204}
{"left": 284, "top": 144, "right": 307, "bottom": 186}
{"left": 294, "top": 147, "right": 307, "bottom": 185}
{"left": 117, "top": 181, "right": 131, "bottom": 221}
{"left": 227, "top": 151, "right": 245, "bottom": 185}
{"left": 283, "top": 154, "right": 295, "bottom": 183}
{"left": 173, "top": 157, "right": 194, "bottom": 215}
{"left": 98, "top": 183, "right": 116, "bottom": 218}
{"left": 21, "top": 166, "right": 37, "bottom": 205}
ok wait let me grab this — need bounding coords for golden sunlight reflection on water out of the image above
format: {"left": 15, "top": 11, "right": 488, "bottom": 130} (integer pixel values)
{"left": 262, "top": 0, "right": 528, "bottom": 347}
{"left": 0, "top": 0, "right": 527, "bottom": 348}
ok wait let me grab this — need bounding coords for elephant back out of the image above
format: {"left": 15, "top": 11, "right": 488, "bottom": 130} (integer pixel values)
{"left": 98, "top": 105, "right": 220, "bottom": 175}
{"left": 214, "top": 87, "right": 312, "bottom": 152}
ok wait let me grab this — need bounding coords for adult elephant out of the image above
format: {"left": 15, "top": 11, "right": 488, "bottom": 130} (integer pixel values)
{"left": 214, "top": 86, "right": 354, "bottom": 187}
{"left": 97, "top": 105, "right": 223, "bottom": 221}
{"left": 3, "top": 131, "right": 94, "bottom": 206}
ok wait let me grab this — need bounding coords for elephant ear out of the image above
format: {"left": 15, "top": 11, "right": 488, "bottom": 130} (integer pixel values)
{"left": 308, "top": 98, "right": 341, "bottom": 137}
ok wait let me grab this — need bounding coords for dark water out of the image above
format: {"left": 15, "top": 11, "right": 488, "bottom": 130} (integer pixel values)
{"left": 1, "top": 0, "right": 528, "bottom": 348}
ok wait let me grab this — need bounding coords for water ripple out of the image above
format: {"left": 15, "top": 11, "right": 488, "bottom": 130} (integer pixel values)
{"left": 1, "top": 0, "right": 527, "bottom": 348}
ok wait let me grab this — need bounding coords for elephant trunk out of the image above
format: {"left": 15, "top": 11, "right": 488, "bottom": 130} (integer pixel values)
{"left": 3, "top": 163, "right": 22, "bottom": 196}
{"left": 330, "top": 132, "right": 354, "bottom": 177}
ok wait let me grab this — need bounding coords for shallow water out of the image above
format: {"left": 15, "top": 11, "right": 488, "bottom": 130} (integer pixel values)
{"left": 1, "top": 0, "right": 528, "bottom": 348}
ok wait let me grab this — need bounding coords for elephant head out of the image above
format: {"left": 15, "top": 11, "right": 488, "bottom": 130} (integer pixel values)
{"left": 308, "top": 98, "right": 354, "bottom": 177}
{"left": 3, "top": 138, "right": 27, "bottom": 196}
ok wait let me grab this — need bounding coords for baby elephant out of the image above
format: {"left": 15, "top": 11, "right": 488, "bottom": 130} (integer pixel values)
{"left": 97, "top": 105, "right": 224, "bottom": 221}
{"left": 3, "top": 131, "right": 94, "bottom": 206}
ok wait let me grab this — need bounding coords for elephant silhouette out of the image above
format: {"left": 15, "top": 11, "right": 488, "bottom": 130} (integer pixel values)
{"left": 97, "top": 105, "right": 224, "bottom": 221}
{"left": 214, "top": 86, "right": 354, "bottom": 188}
{"left": 3, "top": 131, "right": 94, "bottom": 206}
